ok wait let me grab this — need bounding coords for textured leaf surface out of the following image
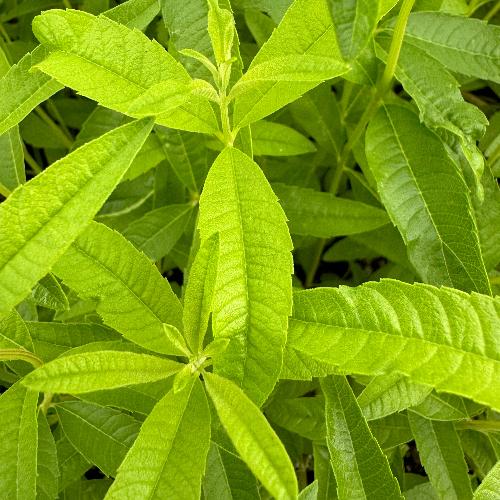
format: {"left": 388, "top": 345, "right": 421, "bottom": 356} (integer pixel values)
{"left": 37, "top": 414, "right": 59, "bottom": 500}
{"left": 199, "top": 147, "right": 293, "bottom": 405}
{"left": 0, "top": 126, "right": 24, "bottom": 196}
{"left": 0, "top": 383, "right": 39, "bottom": 500}
{"left": 288, "top": 279, "right": 500, "bottom": 410}
{"left": 31, "top": 274, "right": 68, "bottom": 312}
{"left": 204, "top": 372, "right": 298, "bottom": 500}
{"left": 0, "top": 118, "right": 152, "bottom": 318}
{"left": 273, "top": 183, "right": 389, "bottom": 238}
{"left": 408, "top": 412, "right": 473, "bottom": 499}
{"left": 233, "top": 0, "right": 348, "bottom": 128}
{"left": 474, "top": 460, "right": 500, "bottom": 499}
{"left": 365, "top": 104, "right": 490, "bottom": 294}
{"left": 56, "top": 401, "right": 141, "bottom": 477}
{"left": 56, "top": 436, "right": 91, "bottom": 493}
{"left": 0, "top": 46, "right": 63, "bottom": 135}
{"left": 106, "top": 377, "right": 210, "bottom": 499}
{"left": 104, "top": 0, "right": 160, "bottom": 30}
{"left": 0, "top": 309, "right": 33, "bottom": 351}
{"left": 403, "top": 12, "right": 500, "bottom": 83}
{"left": 321, "top": 376, "right": 402, "bottom": 499}
{"left": 22, "top": 350, "right": 182, "bottom": 394}
{"left": 53, "top": 221, "right": 183, "bottom": 354}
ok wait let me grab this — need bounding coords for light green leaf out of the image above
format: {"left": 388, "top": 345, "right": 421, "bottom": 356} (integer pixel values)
{"left": 183, "top": 233, "right": 219, "bottom": 353}
{"left": 37, "top": 413, "right": 59, "bottom": 500}
{"left": 55, "top": 436, "right": 91, "bottom": 493}
{"left": 56, "top": 401, "right": 141, "bottom": 477}
{"left": 321, "top": 375, "right": 402, "bottom": 499}
{"left": 104, "top": 0, "right": 160, "bottom": 30}
{"left": 22, "top": 350, "right": 182, "bottom": 394}
{"left": 402, "top": 12, "right": 500, "bottom": 83}
{"left": 122, "top": 203, "right": 194, "bottom": 261}
{"left": 0, "top": 126, "right": 24, "bottom": 196}
{"left": 357, "top": 373, "right": 432, "bottom": 421}
{"left": 273, "top": 183, "right": 389, "bottom": 238}
{"left": 198, "top": 147, "right": 293, "bottom": 405}
{"left": 460, "top": 430, "right": 497, "bottom": 480}
{"left": 299, "top": 480, "right": 319, "bottom": 500}
{"left": 365, "top": 104, "right": 490, "bottom": 294}
{"left": 0, "top": 309, "right": 33, "bottom": 351}
{"left": 408, "top": 412, "right": 473, "bottom": 499}
{"left": 0, "top": 382, "right": 39, "bottom": 500}
{"left": 288, "top": 279, "right": 500, "bottom": 410}
{"left": 53, "top": 221, "right": 184, "bottom": 355}
{"left": 411, "top": 392, "right": 479, "bottom": 421}
{"left": 0, "top": 46, "right": 63, "bottom": 135}
{"left": 0, "top": 118, "right": 153, "bottom": 318}
{"left": 31, "top": 274, "right": 68, "bottom": 312}
{"left": 106, "top": 377, "right": 210, "bottom": 499}
{"left": 473, "top": 460, "right": 500, "bottom": 500}
{"left": 251, "top": 121, "right": 316, "bottom": 156}
{"left": 232, "top": 0, "right": 349, "bottom": 128}
{"left": 207, "top": 0, "right": 236, "bottom": 65}
{"left": 204, "top": 372, "right": 298, "bottom": 500}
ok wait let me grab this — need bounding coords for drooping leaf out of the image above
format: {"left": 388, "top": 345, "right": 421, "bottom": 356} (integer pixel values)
{"left": 31, "top": 274, "right": 68, "bottom": 311}
{"left": 0, "top": 382, "right": 39, "bottom": 500}
{"left": 22, "top": 350, "right": 182, "bottom": 394}
{"left": 402, "top": 12, "right": 500, "bottom": 83}
{"left": 204, "top": 372, "right": 298, "bottom": 500}
{"left": 288, "top": 279, "right": 500, "bottom": 410}
{"left": 365, "top": 104, "right": 490, "bottom": 294}
{"left": 53, "top": 221, "right": 184, "bottom": 355}
{"left": 232, "top": 0, "right": 349, "bottom": 128}
{"left": 106, "top": 377, "right": 210, "bottom": 499}
{"left": 0, "top": 118, "right": 153, "bottom": 318}
{"left": 198, "top": 147, "right": 293, "bottom": 405}
{"left": 321, "top": 375, "right": 402, "bottom": 499}
{"left": 56, "top": 401, "right": 141, "bottom": 477}
{"left": 408, "top": 411, "right": 473, "bottom": 499}
{"left": 273, "top": 183, "right": 389, "bottom": 238}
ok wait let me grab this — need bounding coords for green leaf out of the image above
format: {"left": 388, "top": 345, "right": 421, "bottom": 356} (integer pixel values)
{"left": 198, "top": 147, "right": 293, "bottom": 405}
{"left": 408, "top": 412, "right": 473, "bottom": 499}
{"left": 365, "top": 104, "right": 490, "bottom": 294}
{"left": 0, "top": 126, "right": 24, "bottom": 196}
{"left": 288, "top": 279, "right": 500, "bottom": 410}
{"left": 411, "top": 392, "right": 480, "bottom": 421}
{"left": 122, "top": 203, "right": 194, "bottom": 261}
{"left": 357, "top": 373, "right": 432, "bottom": 421}
{"left": 0, "top": 46, "right": 63, "bottom": 135}
{"left": 37, "top": 413, "right": 59, "bottom": 500}
{"left": 473, "top": 460, "right": 500, "bottom": 499}
{"left": 106, "top": 377, "right": 210, "bottom": 499}
{"left": 53, "top": 221, "right": 184, "bottom": 355}
{"left": 0, "top": 118, "right": 153, "bottom": 318}
{"left": 251, "top": 121, "right": 316, "bottom": 156}
{"left": 22, "top": 350, "right": 182, "bottom": 394}
{"left": 31, "top": 274, "right": 68, "bottom": 311}
{"left": 0, "top": 382, "right": 39, "bottom": 500}
{"left": 204, "top": 372, "right": 298, "bottom": 500}
{"left": 56, "top": 400, "right": 141, "bottom": 477}
{"left": 402, "top": 12, "right": 500, "bottom": 83}
{"left": 321, "top": 376, "right": 402, "bottom": 500}
{"left": 232, "top": 0, "right": 349, "bottom": 128}
{"left": 56, "top": 436, "right": 91, "bottom": 492}
{"left": 0, "top": 309, "right": 33, "bottom": 351}
{"left": 104, "top": 0, "right": 160, "bottom": 30}
{"left": 299, "top": 480, "right": 319, "bottom": 500}
{"left": 273, "top": 183, "right": 389, "bottom": 238}
{"left": 183, "top": 233, "right": 219, "bottom": 353}
{"left": 207, "top": 0, "right": 236, "bottom": 65}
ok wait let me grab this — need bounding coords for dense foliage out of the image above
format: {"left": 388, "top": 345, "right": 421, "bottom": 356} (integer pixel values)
{"left": 0, "top": 0, "right": 500, "bottom": 498}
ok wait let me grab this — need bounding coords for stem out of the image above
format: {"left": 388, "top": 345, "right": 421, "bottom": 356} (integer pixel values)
{"left": 0, "top": 22, "right": 11, "bottom": 44}
{"left": 296, "top": 455, "right": 308, "bottom": 491}
{"left": 0, "top": 349, "right": 43, "bottom": 368}
{"left": 62, "top": 0, "right": 72, "bottom": 8}
{"left": 23, "top": 145, "right": 43, "bottom": 174}
{"left": 485, "top": 2, "right": 500, "bottom": 21}
{"left": 35, "top": 107, "right": 73, "bottom": 149}
{"left": 39, "top": 392, "right": 54, "bottom": 415}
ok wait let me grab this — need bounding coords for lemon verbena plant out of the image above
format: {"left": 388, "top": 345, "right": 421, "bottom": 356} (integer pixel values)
{"left": 0, "top": 0, "right": 500, "bottom": 498}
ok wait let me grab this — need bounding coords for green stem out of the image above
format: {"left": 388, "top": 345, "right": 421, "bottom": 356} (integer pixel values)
{"left": 39, "top": 392, "right": 54, "bottom": 415}
{"left": 485, "top": 2, "right": 500, "bottom": 21}
{"left": 0, "top": 349, "right": 43, "bottom": 368}
{"left": 23, "top": 145, "right": 43, "bottom": 174}
{"left": 35, "top": 107, "right": 73, "bottom": 149}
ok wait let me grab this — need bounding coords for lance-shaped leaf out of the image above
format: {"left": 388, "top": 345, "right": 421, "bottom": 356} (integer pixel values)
{"left": 474, "top": 460, "right": 500, "bottom": 499}
{"left": 56, "top": 401, "right": 141, "bottom": 477}
{"left": 104, "top": 0, "right": 160, "bottom": 30}
{"left": 204, "top": 372, "right": 298, "bottom": 500}
{"left": 232, "top": 0, "right": 349, "bottom": 128}
{"left": 32, "top": 9, "right": 218, "bottom": 134}
{"left": 22, "top": 351, "right": 182, "bottom": 394}
{"left": 273, "top": 183, "right": 389, "bottom": 238}
{"left": 31, "top": 274, "right": 68, "bottom": 311}
{"left": 0, "top": 118, "right": 153, "bottom": 318}
{"left": 106, "top": 377, "right": 210, "bottom": 499}
{"left": 56, "top": 436, "right": 91, "bottom": 493}
{"left": 0, "top": 309, "right": 33, "bottom": 351}
{"left": 251, "top": 121, "right": 316, "bottom": 156}
{"left": 365, "top": 104, "right": 490, "bottom": 294}
{"left": 198, "top": 147, "right": 293, "bottom": 405}
{"left": 37, "top": 413, "right": 59, "bottom": 500}
{"left": 122, "top": 203, "right": 194, "bottom": 261}
{"left": 288, "top": 279, "right": 500, "bottom": 410}
{"left": 0, "top": 45, "right": 63, "bottom": 136}
{"left": 402, "top": 12, "right": 500, "bottom": 84}
{"left": 53, "top": 221, "right": 183, "bottom": 355}
{"left": 0, "top": 382, "right": 39, "bottom": 500}
{"left": 408, "top": 412, "right": 473, "bottom": 499}
{"left": 0, "top": 125, "right": 24, "bottom": 197}
{"left": 183, "top": 233, "right": 219, "bottom": 353}
{"left": 207, "top": 0, "right": 235, "bottom": 65}
{"left": 321, "top": 376, "right": 402, "bottom": 499}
